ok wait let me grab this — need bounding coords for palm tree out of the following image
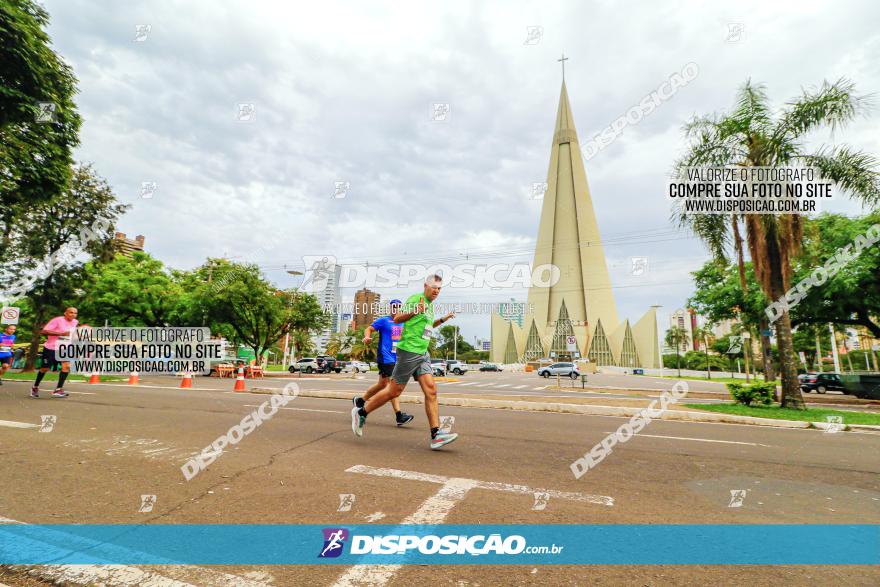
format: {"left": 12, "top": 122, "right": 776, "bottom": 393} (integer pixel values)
{"left": 693, "top": 325, "right": 715, "bottom": 380}
{"left": 664, "top": 326, "right": 689, "bottom": 377}
{"left": 325, "top": 329, "right": 356, "bottom": 358}
{"left": 350, "top": 327, "right": 376, "bottom": 361}
{"left": 675, "top": 79, "right": 880, "bottom": 408}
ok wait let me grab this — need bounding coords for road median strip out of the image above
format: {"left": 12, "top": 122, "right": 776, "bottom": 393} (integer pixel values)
{"left": 245, "top": 387, "right": 878, "bottom": 431}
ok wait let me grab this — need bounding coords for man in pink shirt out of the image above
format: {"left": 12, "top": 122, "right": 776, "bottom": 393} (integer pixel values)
{"left": 31, "top": 307, "right": 78, "bottom": 398}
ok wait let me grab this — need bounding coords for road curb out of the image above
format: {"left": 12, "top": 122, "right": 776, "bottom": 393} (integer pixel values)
{"left": 284, "top": 389, "right": 827, "bottom": 429}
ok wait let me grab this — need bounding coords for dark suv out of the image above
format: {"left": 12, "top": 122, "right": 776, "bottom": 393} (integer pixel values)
{"left": 798, "top": 373, "right": 844, "bottom": 394}
{"left": 316, "top": 356, "right": 343, "bottom": 374}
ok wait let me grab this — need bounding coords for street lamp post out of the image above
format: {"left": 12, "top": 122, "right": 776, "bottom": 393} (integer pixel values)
{"left": 283, "top": 270, "right": 303, "bottom": 368}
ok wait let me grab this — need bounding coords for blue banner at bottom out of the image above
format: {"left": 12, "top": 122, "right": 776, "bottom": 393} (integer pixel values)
{"left": 0, "top": 524, "right": 876, "bottom": 565}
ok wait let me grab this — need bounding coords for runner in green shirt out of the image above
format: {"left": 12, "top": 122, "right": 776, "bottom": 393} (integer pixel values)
{"left": 351, "top": 274, "right": 459, "bottom": 449}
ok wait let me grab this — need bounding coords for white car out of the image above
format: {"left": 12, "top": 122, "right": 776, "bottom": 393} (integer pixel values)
{"left": 445, "top": 360, "right": 469, "bottom": 375}
{"left": 289, "top": 357, "right": 320, "bottom": 373}
{"left": 429, "top": 359, "right": 447, "bottom": 377}
{"left": 348, "top": 361, "right": 370, "bottom": 373}
{"left": 537, "top": 362, "right": 581, "bottom": 379}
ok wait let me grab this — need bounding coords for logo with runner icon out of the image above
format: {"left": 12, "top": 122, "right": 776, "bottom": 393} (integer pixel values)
{"left": 319, "top": 528, "right": 349, "bottom": 558}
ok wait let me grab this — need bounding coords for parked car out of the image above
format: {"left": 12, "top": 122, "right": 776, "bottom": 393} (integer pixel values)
{"left": 798, "top": 372, "right": 845, "bottom": 394}
{"left": 840, "top": 373, "right": 880, "bottom": 399}
{"left": 479, "top": 363, "right": 503, "bottom": 372}
{"left": 289, "top": 357, "right": 320, "bottom": 373}
{"left": 445, "top": 360, "right": 469, "bottom": 375}
{"left": 348, "top": 361, "right": 370, "bottom": 373}
{"left": 316, "top": 355, "right": 344, "bottom": 374}
{"left": 429, "top": 359, "right": 447, "bottom": 377}
{"left": 537, "top": 362, "right": 580, "bottom": 379}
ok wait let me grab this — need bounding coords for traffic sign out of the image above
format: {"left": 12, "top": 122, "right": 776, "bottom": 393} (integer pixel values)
{"left": 565, "top": 335, "right": 577, "bottom": 351}
{"left": 1, "top": 307, "right": 20, "bottom": 325}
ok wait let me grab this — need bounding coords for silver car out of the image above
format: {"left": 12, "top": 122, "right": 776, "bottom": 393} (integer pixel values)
{"left": 537, "top": 362, "right": 580, "bottom": 379}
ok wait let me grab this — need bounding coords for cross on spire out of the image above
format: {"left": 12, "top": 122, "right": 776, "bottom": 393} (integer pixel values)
{"left": 558, "top": 53, "right": 569, "bottom": 81}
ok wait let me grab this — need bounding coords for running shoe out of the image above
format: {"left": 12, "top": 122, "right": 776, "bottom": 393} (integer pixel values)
{"left": 352, "top": 396, "right": 365, "bottom": 409}
{"left": 430, "top": 432, "right": 458, "bottom": 450}
{"left": 351, "top": 406, "right": 366, "bottom": 437}
{"left": 396, "top": 412, "right": 414, "bottom": 427}
{"left": 30, "top": 387, "right": 39, "bottom": 398}
{"left": 52, "top": 389, "right": 69, "bottom": 398}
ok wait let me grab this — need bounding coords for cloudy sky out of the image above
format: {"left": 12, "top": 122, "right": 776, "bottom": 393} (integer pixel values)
{"left": 43, "top": 0, "right": 880, "bottom": 342}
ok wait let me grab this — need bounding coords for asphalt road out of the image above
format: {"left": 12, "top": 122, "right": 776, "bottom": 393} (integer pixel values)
{"left": 1, "top": 377, "right": 878, "bottom": 586}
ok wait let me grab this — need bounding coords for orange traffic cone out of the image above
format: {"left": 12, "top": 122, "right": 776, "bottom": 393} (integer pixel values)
{"left": 127, "top": 370, "right": 139, "bottom": 385}
{"left": 87, "top": 371, "right": 100, "bottom": 384}
{"left": 179, "top": 372, "right": 193, "bottom": 388}
{"left": 233, "top": 366, "right": 246, "bottom": 392}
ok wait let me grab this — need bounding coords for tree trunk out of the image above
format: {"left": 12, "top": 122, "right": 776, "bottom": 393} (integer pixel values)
{"left": 777, "top": 309, "right": 805, "bottom": 409}
{"left": 705, "top": 339, "right": 711, "bottom": 380}
{"left": 758, "top": 317, "right": 775, "bottom": 380}
{"left": 23, "top": 307, "right": 47, "bottom": 372}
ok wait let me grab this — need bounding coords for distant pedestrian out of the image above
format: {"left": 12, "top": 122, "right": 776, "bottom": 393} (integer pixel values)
{"left": 0, "top": 324, "right": 17, "bottom": 385}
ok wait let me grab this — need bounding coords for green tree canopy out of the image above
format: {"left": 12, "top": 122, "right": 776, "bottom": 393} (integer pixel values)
{"left": 0, "top": 0, "right": 82, "bottom": 254}
{"left": 78, "top": 251, "right": 186, "bottom": 326}
{"left": 788, "top": 212, "right": 880, "bottom": 337}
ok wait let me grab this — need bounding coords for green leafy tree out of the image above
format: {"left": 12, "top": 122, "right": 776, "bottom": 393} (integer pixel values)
{"left": 664, "top": 326, "right": 689, "bottom": 377}
{"left": 3, "top": 165, "right": 125, "bottom": 369}
{"left": 692, "top": 324, "right": 716, "bottom": 379}
{"left": 675, "top": 78, "right": 880, "bottom": 408}
{"left": 0, "top": 0, "right": 82, "bottom": 255}
{"left": 436, "top": 324, "right": 472, "bottom": 358}
{"left": 191, "top": 260, "right": 328, "bottom": 359}
{"left": 788, "top": 212, "right": 880, "bottom": 336}
{"left": 350, "top": 327, "right": 377, "bottom": 361}
{"left": 326, "top": 329, "right": 357, "bottom": 358}
{"left": 78, "top": 252, "right": 185, "bottom": 326}
{"left": 688, "top": 261, "right": 775, "bottom": 378}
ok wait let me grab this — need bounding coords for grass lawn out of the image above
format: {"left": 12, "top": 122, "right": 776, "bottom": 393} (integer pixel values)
{"left": 265, "top": 364, "right": 288, "bottom": 372}
{"left": 660, "top": 374, "right": 780, "bottom": 386}
{"left": 683, "top": 403, "right": 880, "bottom": 425}
{"left": 2, "top": 372, "right": 123, "bottom": 382}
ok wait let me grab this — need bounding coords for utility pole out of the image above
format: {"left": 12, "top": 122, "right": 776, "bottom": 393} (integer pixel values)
{"left": 742, "top": 330, "right": 751, "bottom": 383}
{"left": 815, "top": 333, "right": 823, "bottom": 373}
{"left": 453, "top": 325, "right": 458, "bottom": 361}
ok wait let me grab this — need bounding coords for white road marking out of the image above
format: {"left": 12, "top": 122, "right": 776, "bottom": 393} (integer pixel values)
{"left": 0, "top": 419, "right": 38, "bottom": 430}
{"left": 495, "top": 384, "right": 511, "bottom": 388}
{"left": 68, "top": 391, "right": 97, "bottom": 395}
{"left": 512, "top": 385, "right": 528, "bottom": 389}
{"left": 476, "top": 383, "right": 494, "bottom": 387}
{"left": 243, "top": 404, "right": 345, "bottom": 414}
{"left": 605, "top": 432, "right": 771, "bottom": 447}
{"left": 332, "top": 466, "right": 612, "bottom": 586}
{"left": 0, "top": 514, "right": 270, "bottom": 586}
{"left": 457, "top": 382, "right": 478, "bottom": 386}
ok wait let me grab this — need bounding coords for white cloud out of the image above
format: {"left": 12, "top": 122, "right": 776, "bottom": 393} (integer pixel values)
{"left": 42, "top": 0, "right": 880, "bottom": 340}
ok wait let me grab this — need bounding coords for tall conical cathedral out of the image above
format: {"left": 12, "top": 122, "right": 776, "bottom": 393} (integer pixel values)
{"left": 490, "top": 81, "right": 660, "bottom": 368}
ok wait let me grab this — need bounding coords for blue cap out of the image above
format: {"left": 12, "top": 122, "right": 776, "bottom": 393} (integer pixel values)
{"left": 389, "top": 299, "right": 403, "bottom": 306}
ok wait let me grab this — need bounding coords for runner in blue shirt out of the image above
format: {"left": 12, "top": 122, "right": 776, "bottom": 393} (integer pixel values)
{"left": 0, "top": 324, "right": 17, "bottom": 385}
{"left": 352, "top": 299, "right": 414, "bottom": 426}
